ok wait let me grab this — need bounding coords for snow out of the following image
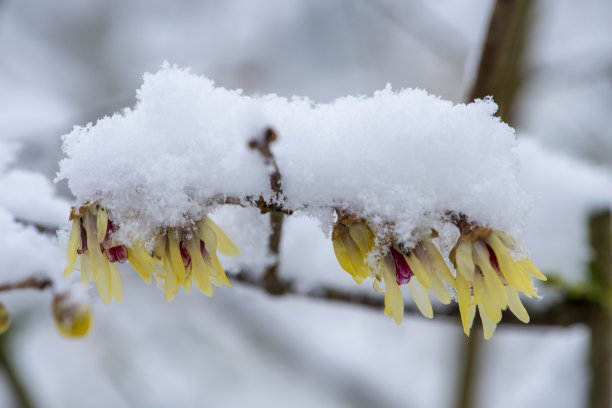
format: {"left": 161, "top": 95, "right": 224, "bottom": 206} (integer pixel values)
{"left": 0, "top": 170, "right": 69, "bottom": 228}
{"left": 0, "top": 139, "right": 68, "bottom": 284}
{"left": 518, "top": 138, "right": 612, "bottom": 282}
{"left": 1, "top": 1, "right": 610, "bottom": 407}
{"left": 0, "top": 207, "right": 63, "bottom": 284}
{"left": 57, "top": 65, "right": 527, "bottom": 252}
{"left": 477, "top": 324, "right": 589, "bottom": 408}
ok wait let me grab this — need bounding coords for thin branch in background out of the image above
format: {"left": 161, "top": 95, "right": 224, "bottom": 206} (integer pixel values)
{"left": 468, "top": 0, "right": 533, "bottom": 124}
{"left": 455, "top": 326, "right": 482, "bottom": 408}
{"left": 0, "top": 277, "right": 53, "bottom": 293}
{"left": 587, "top": 210, "right": 612, "bottom": 408}
{"left": 248, "top": 128, "right": 291, "bottom": 295}
{"left": 14, "top": 219, "right": 57, "bottom": 236}
{"left": 0, "top": 333, "right": 34, "bottom": 408}
{"left": 248, "top": 127, "right": 283, "bottom": 200}
{"left": 226, "top": 270, "right": 592, "bottom": 327}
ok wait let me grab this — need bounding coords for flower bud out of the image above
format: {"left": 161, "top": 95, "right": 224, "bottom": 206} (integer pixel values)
{"left": 52, "top": 292, "right": 92, "bottom": 338}
{"left": 0, "top": 303, "right": 11, "bottom": 334}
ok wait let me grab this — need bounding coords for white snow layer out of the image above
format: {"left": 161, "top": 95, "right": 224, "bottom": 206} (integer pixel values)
{"left": 0, "top": 138, "right": 69, "bottom": 285}
{"left": 0, "top": 207, "right": 64, "bottom": 284}
{"left": 57, "top": 65, "right": 527, "bottom": 246}
{"left": 518, "top": 138, "right": 612, "bottom": 282}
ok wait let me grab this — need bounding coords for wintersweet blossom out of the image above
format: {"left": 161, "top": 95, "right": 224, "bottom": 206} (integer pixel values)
{"left": 52, "top": 293, "right": 92, "bottom": 338}
{"left": 331, "top": 213, "right": 455, "bottom": 325}
{"left": 0, "top": 303, "right": 10, "bottom": 334}
{"left": 64, "top": 203, "right": 124, "bottom": 304}
{"left": 331, "top": 211, "right": 546, "bottom": 338}
{"left": 63, "top": 203, "right": 240, "bottom": 304}
{"left": 450, "top": 227, "right": 546, "bottom": 339}
{"left": 137, "top": 217, "right": 240, "bottom": 301}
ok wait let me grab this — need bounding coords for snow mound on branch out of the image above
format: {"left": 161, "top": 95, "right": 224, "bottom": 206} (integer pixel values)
{"left": 57, "top": 64, "right": 527, "bottom": 244}
{"left": 0, "top": 207, "right": 64, "bottom": 284}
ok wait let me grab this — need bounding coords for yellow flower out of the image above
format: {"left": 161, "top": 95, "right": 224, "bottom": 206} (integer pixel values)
{"left": 450, "top": 228, "right": 546, "bottom": 339}
{"left": 64, "top": 204, "right": 124, "bottom": 305}
{"left": 382, "top": 239, "right": 455, "bottom": 324}
{"left": 331, "top": 214, "right": 454, "bottom": 325}
{"left": 142, "top": 217, "right": 240, "bottom": 301}
{"left": 64, "top": 203, "right": 239, "bottom": 303}
{"left": 52, "top": 293, "right": 92, "bottom": 338}
{"left": 0, "top": 302, "right": 10, "bottom": 334}
{"left": 331, "top": 215, "right": 375, "bottom": 285}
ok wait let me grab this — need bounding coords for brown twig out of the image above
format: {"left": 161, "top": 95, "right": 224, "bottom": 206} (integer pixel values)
{"left": 587, "top": 210, "right": 612, "bottom": 408}
{"left": 226, "top": 270, "right": 591, "bottom": 327}
{"left": 248, "top": 128, "right": 292, "bottom": 295}
{"left": 0, "top": 277, "right": 53, "bottom": 293}
{"left": 15, "top": 218, "right": 57, "bottom": 236}
{"left": 249, "top": 127, "right": 283, "bottom": 200}
{"left": 0, "top": 333, "right": 34, "bottom": 408}
{"left": 468, "top": 0, "right": 533, "bottom": 124}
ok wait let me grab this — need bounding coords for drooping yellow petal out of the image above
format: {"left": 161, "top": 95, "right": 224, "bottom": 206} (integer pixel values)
{"left": 204, "top": 217, "right": 240, "bottom": 256}
{"left": 455, "top": 241, "right": 475, "bottom": 281}
{"left": 208, "top": 253, "right": 231, "bottom": 287}
{"left": 456, "top": 273, "right": 475, "bottom": 336}
{"left": 168, "top": 233, "right": 186, "bottom": 285}
{"left": 422, "top": 241, "right": 456, "bottom": 288}
{"left": 95, "top": 262, "right": 112, "bottom": 305}
{"left": 348, "top": 224, "right": 375, "bottom": 256}
{"left": 341, "top": 234, "right": 370, "bottom": 282}
{"left": 198, "top": 222, "right": 218, "bottom": 253}
{"left": 96, "top": 206, "right": 108, "bottom": 243}
{"left": 403, "top": 251, "right": 431, "bottom": 289}
{"left": 481, "top": 290, "right": 502, "bottom": 324}
{"left": 427, "top": 269, "right": 452, "bottom": 304}
{"left": 381, "top": 257, "right": 404, "bottom": 325}
{"left": 486, "top": 233, "right": 537, "bottom": 298}
{"left": 81, "top": 253, "right": 93, "bottom": 284}
{"left": 85, "top": 213, "right": 111, "bottom": 304}
{"left": 478, "top": 304, "right": 497, "bottom": 340}
{"left": 518, "top": 258, "right": 547, "bottom": 281}
{"left": 162, "top": 253, "right": 179, "bottom": 301}
{"left": 506, "top": 286, "right": 530, "bottom": 323}
{"left": 473, "top": 241, "right": 508, "bottom": 309}
{"left": 127, "top": 246, "right": 153, "bottom": 284}
{"left": 109, "top": 262, "right": 123, "bottom": 302}
{"left": 486, "top": 233, "right": 520, "bottom": 286}
{"left": 471, "top": 273, "right": 485, "bottom": 307}
{"left": 408, "top": 278, "right": 433, "bottom": 319}
{"left": 515, "top": 262, "right": 540, "bottom": 298}
{"left": 333, "top": 238, "right": 362, "bottom": 283}
{"left": 186, "top": 237, "right": 213, "bottom": 296}
{"left": 64, "top": 220, "right": 81, "bottom": 277}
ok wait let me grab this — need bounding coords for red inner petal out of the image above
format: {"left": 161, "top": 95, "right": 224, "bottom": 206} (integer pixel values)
{"left": 486, "top": 244, "right": 500, "bottom": 271}
{"left": 390, "top": 246, "right": 413, "bottom": 285}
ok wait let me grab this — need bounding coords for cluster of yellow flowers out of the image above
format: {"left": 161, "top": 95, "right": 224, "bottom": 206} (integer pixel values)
{"left": 63, "top": 203, "right": 239, "bottom": 336}
{"left": 62, "top": 203, "right": 544, "bottom": 340}
{"left": 331, "top": 212, "right": 546, "bottom": 339}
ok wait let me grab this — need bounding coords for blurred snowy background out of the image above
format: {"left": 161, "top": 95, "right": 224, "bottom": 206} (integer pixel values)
{"left": 1, "top": 0, "right": 611, "bottom": 407}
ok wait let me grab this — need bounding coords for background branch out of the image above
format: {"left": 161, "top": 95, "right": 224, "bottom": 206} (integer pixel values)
{"left": 0, "top": 277, "right": 53, "bottom": 293}
{"left": 249, "top": 127, "right": 291, "bottom": 295}
{"left": 226, "top": 270, "right": 592, "bottom": 327}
